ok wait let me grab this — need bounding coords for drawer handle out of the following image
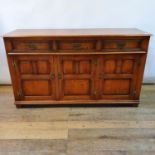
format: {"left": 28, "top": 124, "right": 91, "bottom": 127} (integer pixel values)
{"left": 72, "top": 43, "right": 81, "bottom": 48}
{"left": 28, "top": 43, "right": 36, "bottom": 49}
{"left": 117, "top": 42, "right": 125, "bottom": 49}
{"left": 50, "top": 73, "right": 55, "bottom": 80}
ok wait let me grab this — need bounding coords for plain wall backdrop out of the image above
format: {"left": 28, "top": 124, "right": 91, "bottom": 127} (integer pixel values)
{"left": 0, "top": 0, "right": 155, "bottom": 84}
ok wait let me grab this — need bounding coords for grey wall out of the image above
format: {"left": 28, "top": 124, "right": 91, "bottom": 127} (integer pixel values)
{"left": 0, "top": 0, "right": 155, "bottom": 84}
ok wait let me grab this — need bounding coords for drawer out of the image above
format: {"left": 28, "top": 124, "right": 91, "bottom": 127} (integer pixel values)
{"left": 12, "top": 41, "right": 51, "bottom": 50}
{"left": 102, "top": 39, "right": 142, "bottom": 51}
{"left": 57, "top": 40, "right": 96, "bottom": 51}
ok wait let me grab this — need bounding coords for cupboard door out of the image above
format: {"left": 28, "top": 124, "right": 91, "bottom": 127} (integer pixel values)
{"left": 99, "top": 54, "right": 140, "bottom": 100}
{"left": 11, "top": 56, "right": 56, "bottom": 100}
{"left": 57, "top": 55, "right": 96, "bottom": 100}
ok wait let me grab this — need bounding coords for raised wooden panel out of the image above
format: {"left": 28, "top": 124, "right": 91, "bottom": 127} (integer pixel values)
{"left": 121, "top": 59, "right": 134, "bottom": 74}
{"left": 103, "top": 56, "right": 136, "bottom": 75}
{"left": 64, "top": 79, "right": 90, "bottom": 95}
{"left": 104, "top": 59, "right": 116, "bottom": 74}
{"left": 62, "top": 59, "right": 91, "bottom": 75}
{"left": 36, "top": 61, "right": 50, "bottom": 74}
{"left": 19, "top": 61, "right": 32, "bottom": 74}
{"left": 103, "top": 79, "right": 130, "bottom": 95}
{"left": 22, "top": 80, "right": 50, "bottom": 96}
{"left": 18, "top": 59, "right": 50, "bottom": 75}
{"left": 79, "top": 61, "right": 91, "bottom": 74}
{"left": 63, "top": 60, "right": 74, "bottom": 74}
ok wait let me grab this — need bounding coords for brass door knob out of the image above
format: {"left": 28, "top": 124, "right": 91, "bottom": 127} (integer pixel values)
{"left": 29, "top": 43, "right": 36, "bottom": 49}
{"left": 50, "top": 73, "right": 55, "bottom": 80}
{"left": 117, "top": 42, "right": 125, "bottom": 49}
{"left": 58, "top": 74, "right": 62, "bottom": 79}
{"left": 93, "top": 91, "right": 97, "bottom": 95}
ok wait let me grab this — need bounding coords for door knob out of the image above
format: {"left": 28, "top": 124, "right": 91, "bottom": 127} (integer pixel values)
{"left": 50, "top": 73, "right": 55, "bottom": 80}
{"left": 93, "top": 91, "right": 97, "bottom": 95}
{"left": 58, "top": 74, "right": 62, "bottom": 79}
{"left": 94, "top": 59, "right": 99, "bottom": 65}
{"left": 29, "top": 43, "right": 36, "bottom": 49}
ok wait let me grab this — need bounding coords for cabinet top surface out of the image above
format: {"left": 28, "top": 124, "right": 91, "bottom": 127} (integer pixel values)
{"left": 3, "top": 28, "right": 151, "bottom": 37}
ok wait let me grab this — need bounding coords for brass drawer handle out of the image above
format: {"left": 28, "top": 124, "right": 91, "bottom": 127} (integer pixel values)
{"left": 72, "top": 43, "right": 81, "bottom": 48}
{"left": 117, "top": 42, "right": 125, "bottom": 49}
{"left": 28, "top": 43, "right": 36, "bottom": 49}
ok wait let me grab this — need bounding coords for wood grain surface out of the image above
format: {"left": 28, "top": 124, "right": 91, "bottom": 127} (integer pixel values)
{"left": 0, "top": 85, "right": 155, "bottom": 154}
{"left": 3, "top": 29, "right": 151, "bottom": 107}
{"left": 3, "top": 28, "right": 151, "bottom": 37}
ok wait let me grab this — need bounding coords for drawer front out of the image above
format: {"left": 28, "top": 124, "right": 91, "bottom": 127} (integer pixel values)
{"left": 9, "top": 38, "right": 145, "bottom": 53}
{"left": 102, "top": 39, "right": 142, "bottom": 51}
{"left": 57, "top": 40, "right": 96, "bottom": 51}
{"left": 12, "top": 41, "right": 51, "bottom": 50}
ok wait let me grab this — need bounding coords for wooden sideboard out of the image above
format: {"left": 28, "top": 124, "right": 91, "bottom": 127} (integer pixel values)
{"left": 3, "top": 28, "right": 151, "bottom": 107}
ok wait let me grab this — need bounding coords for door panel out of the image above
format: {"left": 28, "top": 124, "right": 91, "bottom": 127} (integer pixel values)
{"left": 10, "top": 54, "right": 141, "bottom": 102}
{"left": 103, "top": 79, "right": 130, "bottom": 95}
{"left": 64, "top": 79, "right": 90, "bottom": 95}
{"left": 19, "top": 61, "right": 33, "bottom": 74}
{"left": 121, "top": 59, "right": 134, "bottom": 74}
{"left": 22, "top": 80, "right": 51, "bottom": 96}
{"left": 99, "top": 54, "right": 140, "bottom": 100}
{"left": 58, "top": 55, "right": 96, "bottom": 100}
{"left": 12, "top": 56, "right": 56, "bottom": 100}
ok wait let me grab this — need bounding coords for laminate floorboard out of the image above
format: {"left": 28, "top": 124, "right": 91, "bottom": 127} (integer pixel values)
{"left": 0, "top": 85, "right": 155, "bottom": 155}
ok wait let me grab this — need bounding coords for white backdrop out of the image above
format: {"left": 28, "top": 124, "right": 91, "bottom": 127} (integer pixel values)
{"left": 0, "top": 0, "right": 155, "bottom": 84}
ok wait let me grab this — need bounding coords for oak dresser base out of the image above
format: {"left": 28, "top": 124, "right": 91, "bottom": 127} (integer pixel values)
{"left": 3, "top": 29, "right": 151, "bottom": 108}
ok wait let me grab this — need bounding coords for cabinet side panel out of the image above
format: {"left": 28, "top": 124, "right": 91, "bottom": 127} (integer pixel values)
{"left": 3, "top": 38, "right": 20, "bottom": 101}
{"left": 135, "top": 37, "right": 150, "bottom": 99}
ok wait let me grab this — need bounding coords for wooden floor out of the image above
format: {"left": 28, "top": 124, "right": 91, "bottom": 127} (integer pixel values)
{"left": 0, "top": 85, "right": 155, "bottom": 155}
